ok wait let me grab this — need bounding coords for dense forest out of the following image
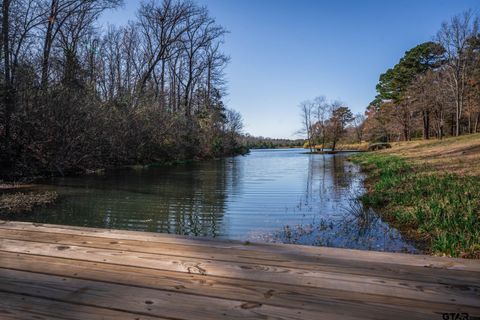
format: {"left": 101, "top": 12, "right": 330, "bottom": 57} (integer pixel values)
{"left": 0, "top": 0, "right": 245, "bottom": 179}
{"left": 300, "top": 10, "right": 480, "bottom": 149}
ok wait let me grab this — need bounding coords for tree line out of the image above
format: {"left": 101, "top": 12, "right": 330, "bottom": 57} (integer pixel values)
{"left": 300, "top": 10, "right": 480, "bottom": 148}
{"left": 240, "top": 135, "right": 304, "bottom": 149}
{"left": 364, "top": 10, "right": 480, "bottom": 142}
{"left": 0, "top": 0, "right": 245, "bottom": 179}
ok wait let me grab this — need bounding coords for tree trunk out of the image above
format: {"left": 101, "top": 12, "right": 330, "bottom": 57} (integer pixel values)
{"left": 160, "top": 60, "right": 165, "bottom": 110}
{"left": 423, "top": 110, "right": 430, "bottom": 139}
{"left": 321, "top": 129, "right": 326, "bottom": 151}
{"left": 475, "top": 113, "right": 480, "bottom": 133}
{"left": 468, "top": 113, "right": 472, "bottom": 134}
{"left": 451, "top": 114, "right": 455, "bottom": 136}
{"left": 308, "top": 135, "right": 313, "bottom": 153}
{"left": 403, "top": 125, "right": 409, "bottom": 141}
{"left": 455, "top": 85, "right": 461, "bottom": 136}
{"left": 206, "top": 62, "right": 211, "bottom": 109}
{"left": 439, "top": 115, "right": 444, "bottom": 140}
{"left": 2, "top": 0, "right": 13, "bottom": 140}
{"left": 41, "top": 0, "right": 58, "bottom": 88}
{"left": 176, "top": 74, "right": 181, "bottom": 113}
{"left": 171, "top": 70, "right": 176, "bottom": 112}
{"left": 184, "top": 81, "right": 191, "bottom": 117}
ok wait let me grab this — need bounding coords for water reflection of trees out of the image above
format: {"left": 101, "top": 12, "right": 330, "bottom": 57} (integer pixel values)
{"left": 302, "top": 154, "right": 356, "bottom": 209}
{"left": 23, "top": 151, "right": 416, "bottom": 252}
{"left": 272, "top": 154, "right": 417, "bottom": 253}
{"left": 141, "top": 159, "right": 242, "bottom": 237}
{"left": 29, "top": 159, "right": 242, "bottom": 237}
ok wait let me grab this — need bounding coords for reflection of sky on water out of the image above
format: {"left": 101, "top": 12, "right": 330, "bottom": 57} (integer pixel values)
{"left": 11, "top": 148, "right": 417, "bottom": 253}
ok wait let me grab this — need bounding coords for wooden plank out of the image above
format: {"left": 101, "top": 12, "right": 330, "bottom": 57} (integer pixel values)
{"left": 1, "top": 228, "right": 477, "bottom": 285}
{"left": 1, "top": 238, "right": 479, "bottom": 307}
{"left": 2, "top": 252, "right": 476, "bottom": 317}
{"left": 0, "top": 268, "right": 371, "bottom": 320}
{"left": 2, "top": 221, "right": 479, "bottom": 271}
{"left": 0, "top": 291, "right": 163, "bottom": 320}
{"left": 1, "top": 221, "right": 479, "bottom": 319}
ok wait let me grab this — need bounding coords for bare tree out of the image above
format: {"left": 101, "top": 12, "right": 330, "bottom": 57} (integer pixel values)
{"left": 40, "top": 0, "right": 122, "bottom": 87}
{"left": 0, "top": 0, "right": 243, "bottom": 179}
{"left": 205, "top": 41, "right": 229, "bottom": 109}
{"left": 180, "top": 6, "right": 226, "bottom": 117}
{"left": 437, "top": 10, "right": 479, "bottom": 136}
{"left": 312, "top": 96, "right": 328, "bottom": 150}
{"left": 298, "top": 100, "right": 314, "bottom": 152}
{"left": 352, "top": 113, "right": 366, "bottom": 143}
{"left": 136, "top": 0, "right": 193, "bottom": 99}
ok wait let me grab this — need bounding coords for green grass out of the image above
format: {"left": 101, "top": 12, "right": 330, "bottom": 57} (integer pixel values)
{"left": 352, "top": 153, "right": 480, "bottom": 258}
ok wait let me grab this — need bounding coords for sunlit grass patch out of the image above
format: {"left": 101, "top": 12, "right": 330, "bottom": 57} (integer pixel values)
{"left": 384, "top": 134, "right": 480, "bottom": 176}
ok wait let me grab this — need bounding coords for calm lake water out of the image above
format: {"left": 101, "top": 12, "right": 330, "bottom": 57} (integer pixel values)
{"left": 15, "top": 149, "right": 417, "bottom": 253}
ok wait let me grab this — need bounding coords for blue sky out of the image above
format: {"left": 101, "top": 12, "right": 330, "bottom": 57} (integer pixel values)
{"left": 101, "top": 0, "right": 479, "bottom": 139}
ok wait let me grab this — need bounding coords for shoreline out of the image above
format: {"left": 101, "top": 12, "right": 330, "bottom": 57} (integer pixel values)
{"left": 1, "top": 151, "right": 250, "bottom": 184}
{"left": 306, "top": 150, "right": 366, "bottom": 154}
{"left": 351, "top": 135, "right": 480, "bottom": 258}
{"left": 0, "top": 152, "right": 250, "bottom": 215}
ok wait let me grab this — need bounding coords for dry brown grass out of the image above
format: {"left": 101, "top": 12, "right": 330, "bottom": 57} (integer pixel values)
{"left": 336, "top": 142, "right": 370, "bottom": 151}
{"left": 377, "top": 133, "right": 480, "bottom": 176}
{"left": 0, "top": 191, "right": 58, "bottom": 213}
{"left": 314, "top": 142, "right": 370, "bottom": 151}
{"left": 0, "top": 183, "right": 36, "bottom": 190}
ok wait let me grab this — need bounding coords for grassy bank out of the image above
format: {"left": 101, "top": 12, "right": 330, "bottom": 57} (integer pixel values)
{"left": 352, "top": 134, "right": 480, "bottom": 258}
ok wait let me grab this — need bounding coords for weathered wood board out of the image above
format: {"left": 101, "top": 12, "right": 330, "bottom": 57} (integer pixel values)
{"left": 0, "top": 220, "right": 478, "bottom": 319}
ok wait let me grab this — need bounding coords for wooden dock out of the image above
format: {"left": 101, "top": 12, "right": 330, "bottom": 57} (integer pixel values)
{"left": 0, "top": 221, "right": 479, "bottom": 319}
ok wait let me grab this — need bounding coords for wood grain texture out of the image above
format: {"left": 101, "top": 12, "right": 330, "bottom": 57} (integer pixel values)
{"left": 1, "top": 227, "right": 477, "bottom": 285}
{"left": 2, "top": 220, "right": 478, "bottom": 271}
{"left": 0, "top": 221, "right": 479, "bottom": 319}
{"left": 2, "top": 252, "right": 477, "bottom": 318}
{"left": 0, "top": 292, "right": 164, "bottom": 320}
